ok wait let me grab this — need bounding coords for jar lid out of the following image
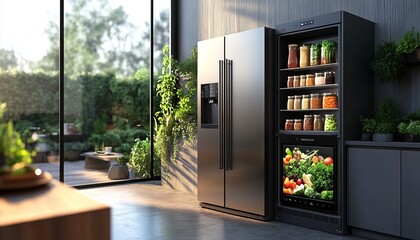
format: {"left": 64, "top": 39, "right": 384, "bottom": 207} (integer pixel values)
{"left": 313, "top": 114, "right": 321, "bottom": 117}
{"left": 286, "top": 119, "right": 294, "bottom": 122}
{"left": 294, "top": 95, "right": 302, "bottom": 98}
{"left": 300, "top": 75, "right": 306, "bottom": 78}
{"left": 310, "top": 93, "right": 320, "bottom": 97}
{"left": 304, "top": 115, "right": 313, "bottom": 118}
{"left": 288, "top": 96, "right": 294, "bottom": 99}
{"left": 288, "top": 76, "right": 294, "bottom": 79}
{"left": 323, "top": 92, "right": 337, "bottom": 96}
{"left": 315, "top": 72, "right": 324, "bottom": 76}
{"left": 325, "top": 114, "right": 335, "bottom": 117}
{"left": 288, "top": 44, "right": 298, "bottom": 47}
{"left": 294, "top": 119, "right": 302, "bottom": 122}
{"left": 294, "top": 75, "right": 300, "bottom": 79}
{"left": 306, "top": 74, "right": 315, "bottom": 77}
{"left": 302, "top": 95, "right": 310, "bottom": 98}
{"left": 325, "top": 71, "right": 335, "bottom": 74}
{"left": 300, "top": 44, "right": 308, "bottom": 49}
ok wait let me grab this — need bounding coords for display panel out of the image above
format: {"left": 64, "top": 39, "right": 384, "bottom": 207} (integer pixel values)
{"left": 281, "top": 144, "right": 335, "bottom": 211}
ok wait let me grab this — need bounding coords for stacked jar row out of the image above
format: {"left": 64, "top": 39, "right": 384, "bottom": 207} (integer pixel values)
{"left": 284, "top": 114, "right": 337, "bottom": 131}
{"left": 287, "top": 71, "right": 335, "bottom": 88}
{"left": 287, "top": 93, "right": 338, "bottom": 110}
{"left": 287, "top": 41, "right": 337, "bottom": 68}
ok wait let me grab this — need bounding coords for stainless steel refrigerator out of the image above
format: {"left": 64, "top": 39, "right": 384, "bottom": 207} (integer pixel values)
{"left": 197, "top": 27, "right": 274, "bottom": 220}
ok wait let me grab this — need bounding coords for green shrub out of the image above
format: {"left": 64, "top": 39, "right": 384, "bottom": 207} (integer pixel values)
{"left": 128, "top": 138, "right": 160, "bottom": 178}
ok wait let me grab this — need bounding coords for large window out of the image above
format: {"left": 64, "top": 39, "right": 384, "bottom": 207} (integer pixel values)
{"left": 0, "top": 0, "right": 170, "bottom": 186}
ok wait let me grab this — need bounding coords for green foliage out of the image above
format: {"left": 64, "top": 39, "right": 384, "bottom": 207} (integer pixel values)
{"left": 370, "top": 41, "right": 405, "bottom": 83}
{"left": 321, "top": 40, "right": 337, "bottom": 62}
{"left": 360, "top": 117, "right": 376, "bottom": 133}
{"left": 398, "top": 122, "right": 409, "bottom": 134}
{"left": 406, "top": 120, "right": 420, "bottom": 136}
{"left": 128, "top": 138, "right": 160, "bottom": 178}
{"left": 154, "top": 45, "right": 197, "bottom": 166}
{"left": 396, "top": 29, "right": 420, "bottom": 54}
{"left": 308, "top": 162, "right": 334, "bottom": 192}
{"left": 0, "top": 103, "right": 33, "bottom": 168}
{"left": 0, "top": 49, "right": 18, "bottom": 70}
{"left": 374, "top": 98, "right": 398, "bottom": 134}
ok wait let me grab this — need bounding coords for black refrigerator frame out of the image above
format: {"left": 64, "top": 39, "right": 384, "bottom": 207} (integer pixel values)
{"left": 275, "top": 11, "right": 375, "bottom": 235}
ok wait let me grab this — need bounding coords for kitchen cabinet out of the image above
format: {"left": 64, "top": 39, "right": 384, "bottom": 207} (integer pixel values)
{"left": 348, "top": 148, "right": 400, "bottom": 236}
{"left": 347, "top": 143, "right": 420, "bottom": 240}
{"left": 401, "top": 150, "right": 420, "bottom": 240}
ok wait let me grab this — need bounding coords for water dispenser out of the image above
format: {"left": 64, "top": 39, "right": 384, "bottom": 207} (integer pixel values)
{"left": 201, "top": 83, "right": 218, "bottom": 128}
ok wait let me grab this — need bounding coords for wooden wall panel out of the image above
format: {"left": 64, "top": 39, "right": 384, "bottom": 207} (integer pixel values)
{"left": 179, "top": 0, "right": 420, "bottom": 115}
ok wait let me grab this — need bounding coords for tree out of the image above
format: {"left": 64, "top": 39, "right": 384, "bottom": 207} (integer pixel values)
{"left": 0, "top": 49, "right": 18, "bottom": 70}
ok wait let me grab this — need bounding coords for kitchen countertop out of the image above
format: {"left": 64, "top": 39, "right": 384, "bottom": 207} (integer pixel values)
{"left": 346, "top": 140, "right": 420, "bottom": 149}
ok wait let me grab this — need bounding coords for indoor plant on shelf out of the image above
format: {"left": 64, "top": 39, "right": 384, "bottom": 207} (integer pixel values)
{"left": 396, "top": 29, "right": 420, "bottom": 61}
{"left": 360, "top": 116, "right": 376, "bottom": 141}
{"left": 372, "top": 98, "right": 398, "bottom": 142}
{"left": 398, "top": 120, "right": 420, "bottom": 142}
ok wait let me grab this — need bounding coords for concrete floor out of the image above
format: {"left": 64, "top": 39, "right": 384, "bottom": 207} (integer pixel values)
{"left": 81, "top": 182, "right": 366, "bottom": 240}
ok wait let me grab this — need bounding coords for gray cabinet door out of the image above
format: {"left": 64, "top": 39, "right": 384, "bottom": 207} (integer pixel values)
{"left": 402, "top": 150, "right": 420, "bottom": 240}
{"left": 197, "top": 36, "right": 225, "bottom": 207}
{"left": 224, "top": 28, "right": 266, "bottom": 215}
{"left": 348, "top": 148, "right": 401, "bottom": 236}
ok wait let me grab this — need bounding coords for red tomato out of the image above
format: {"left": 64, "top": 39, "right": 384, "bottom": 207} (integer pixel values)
{"left": 297, "top": 179, "right": 302, "bottom": 185}
{"left": 324, "top": 157, "right": 333, "bottom": 165}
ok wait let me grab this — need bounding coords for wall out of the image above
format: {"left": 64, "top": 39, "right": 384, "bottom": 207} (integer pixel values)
{"left": 179, "top": 0, "right": 420, "bottom": 115}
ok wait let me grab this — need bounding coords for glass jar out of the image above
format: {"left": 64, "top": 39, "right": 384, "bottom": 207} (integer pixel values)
{"left": 325, "top": 71, "right": 335, "bottom": 84}
{"left": 293, "top": 75, "right": 300, "bottom": 87}
{"left": 303, "top": 115, "right": 314, "bottom": 131}
{"left": 288, "top": 44, "right": 298, "bottom": 68}
{"left": 302, "top": 95, "right": 310, "bottom": 110}
{"left": 306, "top": 74, "right": 315, "bottom": 86}
{"left": 314, "top": 115, "right": 324, "bottom": 131}
{"left": 294, "top": 119, "right": 303, "bottom": 131}
{"left": 294, "top": 95, "right": 302, "bottom": 110}
{"left": 287, "top": 76, "right": 294, "bottom": 88}
{"left": 310, "top": 44, "right": 320, "bottom": 66}
{"left": 299, "top": 45, "right": 309, "bottom": 67}
{"left": 324, "top": 114, "right": 337, "bottom": 131}
{"left": 287, "top": 96, "right": 294, "bottom": 110}
{"left": 300, "top": 75, "right": 306, "bottom": 87}
{"left": 322, "top": 93, "right": 338, "bottom": 109}
{"left": 310, "top": 93, "right": 322, "bottom": 109}
{"left": 285, "top": 119, "right": 294, "bottom": 130}
{"left": 315, "top": 72, "right": 325, "bottom": 85}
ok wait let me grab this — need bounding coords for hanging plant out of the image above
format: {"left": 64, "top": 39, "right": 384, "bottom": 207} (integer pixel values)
{"left": 154, "top": 45, "right": 197, "bottom": 168}
{"left": 370, "top": 41, "right": 405, "bottom": 83}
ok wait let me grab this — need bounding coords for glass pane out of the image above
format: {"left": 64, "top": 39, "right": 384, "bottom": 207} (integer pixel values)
{"left": 0, "top": 1, "right": 60, "bottom": 180}
{"left": 63, "top": 0, "right": 152, "bottom": 185}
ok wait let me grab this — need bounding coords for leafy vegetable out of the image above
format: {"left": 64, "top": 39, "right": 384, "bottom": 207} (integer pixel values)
{"left": 321, "top": 190, "right": 334, "bottom": 201}
{"left": 308, "top": 161, "right": 333, "bottom": 191}
{"left": 293, "top": 184, "right": 305, "bottom": 196}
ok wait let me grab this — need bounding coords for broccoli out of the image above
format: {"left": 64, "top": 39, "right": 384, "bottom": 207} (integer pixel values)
{"left": 321, "top": 190, "right": 334, "bottom": 201}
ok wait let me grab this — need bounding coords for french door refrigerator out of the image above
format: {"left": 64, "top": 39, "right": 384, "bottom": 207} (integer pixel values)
{"left": 197, "top": 27, "right": 274, "bottom": 220}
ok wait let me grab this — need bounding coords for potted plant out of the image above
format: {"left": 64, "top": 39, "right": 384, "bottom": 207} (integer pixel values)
{"left": 321, "top": 40, "right": 337, "bottom": 64}
{"left": 108, "top": 155, "right": 129, "bottom": 180}
{"left": 0, "top": 103, "right": 37, "bottom": 178}
{"left": 398, "top": 120, "right": 420, "bottom": 142}
{"left": 396, "top": 29, "right": 420, "bottom": 61}
{"left": 373, "top": 98, "right": 398, "bottom": 142}
{"left": 370, "top": 41, "right": 405, "bottom": 83}
{"left": 360, "top": 117, "right": 376, "bottom": 141}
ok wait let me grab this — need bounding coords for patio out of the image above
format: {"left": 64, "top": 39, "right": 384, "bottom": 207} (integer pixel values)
{"left": 32, "top": 159, "right": 134, "bottom": 186}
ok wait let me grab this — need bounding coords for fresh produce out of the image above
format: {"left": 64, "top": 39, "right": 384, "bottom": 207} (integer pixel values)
{"left": 302, "top": 173, "right": 313, "bottom": 188}
{"left": 308, "top": 161, "right": 333, "bottom": 191}
{"left": 281, "top": 147, "right": 334, "bottom": 201}
{"left": 323, "top": 157, "right": 333, "bottom": 165}
{"left": 293, "top": 184, "right": 305, "bottom": 195}
{"left": 324, "top": 114, "right": 337, "bottom": 131}
{"left": 321, "top": 190, "right": 334, "bottom": 200}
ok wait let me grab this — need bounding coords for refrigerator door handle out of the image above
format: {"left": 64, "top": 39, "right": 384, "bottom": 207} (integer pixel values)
{"left": 219, "top": 60, "right": 225, "bottom": 170}
{"left": 226, "top": 59, "right": 233, "bottom": 171}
